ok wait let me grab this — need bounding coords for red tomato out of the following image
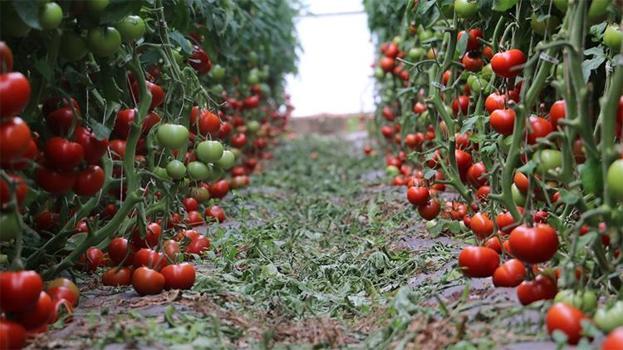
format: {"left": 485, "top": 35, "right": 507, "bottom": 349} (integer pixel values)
{"left": 133, "top": 248, "right": 166, "bottom": 271}
{"left": 485, "top": 93, "right": 506, "bottom": 113}
{"left": 46, "top": 106, "right": 79, "bottom": 135}
{"left": 36, "top": 167, "right": 77, "bottom": 194}
{"left": 198, "top": 110, "right": 221, "bottom": 135}
{"left": 108, "top": 237, "right": 134, "bottom": 266}
{"left": 85, "top": 247, "right": 106, "bottom": 271}
{"left": 131, "top": 80, "right": 164, "bottom": 111}
{"left": 102, "top": 267, "right": 132, "bottom": 286}
{"left": 0, "top": 270, "right": 43, "bottom": 312}
{"left": 185, "top": 235, "right": 210, "bottom": 255}
{"left": 0, "top": 318, "right": 26, "bottom": 350}
{"left": 161, "top": 263, "right": 196, "bottom": 290}
{"left": 188, "top": 46, "right": 212, "bottom": 75}
{"left": 0, "top": 137, "right": 37, "bottom": 170}
{"left": 407, "top": 186, "right": 430, "bottom": 206}
{"left": 545, "top": 303, "right": 586, "bottom": 345}
{"left": 516, "top": 274, "right": 557, "bottom": 305}
{"left": 132, "top": 267, "right": 165, "bottom": 296}
{"left": 476, "top": 185, "right": 490, "bottom": 200}
{"left": 186, "top": 210, "right": 204, "bottom": 226}
{"left": 142, "top": 112, "right": 161, "bottom": 134}
{"left": 113, "top": 108, "right": 136, "bottom": 139}
{"left": 470, "top": 212, "right": 494, "bottom": 239}
{"left": 514, "top": 171, "right": 529, "bottom": 193}
{"left": 45, "top": 278, "right": 79, "bottom": 305}
{"left": 44, "top": 137, "right": 85, "bottom": 170}
{"left": 509, "top": 224, "right": 559, "bottom": 264}
{"left": 455, "top": 149, "right": 473, "bottom": 175}
{"left": 492, "top": 259, "right": 525, "bottom": 287}
{"left": 452, "top": 95, "right": 470, "bottom": 116}
{"left": 489, "top": 108, "right": 515, "bottom": 136}
{"left": 458, "top": 246, "right": 499, "bottom": 278}
{"left": 527, "top": 116, "right": 554, "bottom": 144}
{"left": 496, "top": 211, "right": 516, "bottom": 235}
{"left": 231, "top": 133, "right": 247, "bottom": 148}
{"left": 73, "top": 126, "right": 109, "bottom": 165}
{"left": 0, "top": 117, "right": 32, "bottom": 162}
{"left": 466, "top": 162, "right": 487, "bottom": 187}
{"left": 484, "top": 236, "right": 502, "bottom": 253}
{"left": 183, "top": 197, "right": 199, "bottom": 212}
{"left": 384, "top": 42, "right": 399, "bottom": 58}
{"left": 243, "top": 95, "right": 260, "bottom": 109}
{"left": 13, "top": 291, "right": 53, "bottom": 329}
{"left": 461, "top": 52, "right": 483, "bottom": 71}
{"left": 46, "top": 285, "right": 79, "bottom": 307}
{"left": 0, "top": 174, "right": 27, "bottom": 207}
{"left": 458, "top": 28, "right": 483, "bottom": 51}
{"left": 0, "top": 72, "right": 31, "bottom": 118}
{"left": 382, "top": 106, "right": 395, "bottom": 121}
{"left": 491, "top": 49, "right": 526, "bottom": 78}
{"left": 108, "top": 139, "right": 127, "bottom": 159}
{"left": 0, "top": 41, "right": 14, "bottom": 73}
{"left": 549, "top": 100, "right": 566, "bottom": 129}
{"left": 205, "top": 205, "right": 226, "bottom": 222}
{"left": 163, "top": 239, "right": 180, "bottom": 261}
{"left": 379, "top": 56, "right": 395, "bottom": 72}
{"left": 74, "top": 165, "right": 105, "bottom": 196}
{"left": 210, "top": 180, "right": 229, "bottom": 199}
{"left": 602, "top": 327, "right": 623, "bottom": 350}
{"left": 417, "top": 199, "right": 441, "bottom": 220}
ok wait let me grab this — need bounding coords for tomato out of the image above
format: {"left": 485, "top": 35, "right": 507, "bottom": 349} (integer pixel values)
{"left": 492, "top": 259, "right": 525, "bottom": 287}
{"left": 60, "top": 31, "right": 88, "bottom": 62}
{"left": 0, "top": 41, "right": 13, "bottom": 73}
{"left": 545, "top": 303, "right": 586, "bottom": 345}
{"left": 476, "top": 185, "right": 490, "bottom": 200}
{"left": 231, "top": 133, "right": 247, "bottom": 148}
{"left": 455, "top": 149, "right": 472, "bottom": 175}
{"left": 595, "top": 302, "right": 623, "bottom": 333}
{"left": 243, "top": 95, "right": 260, "bottom": 109}
{"left": 0, "top": 73, "right": 31, "bottom": 118}
{"left": 39, "top": 2, "right": 63, "bottom": 30}
{"left": 491, "top": 49, "right": 526, "bottom": 78}
{"left": 46, "top": 278, "right": 79, "bottom": 304}
{"left": 379, "top": 56, "right": 395, "bottom": 72}
{"left": 87, "top": 0, "right": 110, "bottom": 12}
{"left": 466, "top": 162, "right": 487, "bottom": 187}
{"left": 188, "top": 46, "right": 212, "bottom": 75}
{"left": 458, "top": 246, "right": 499, "bottom": 278}
{"left": 461, "top": 52, "right": 483, "bottom": 72}
{"left": 84, "top": 247, "right": 106, "bottom": 271}
{"left": 509, "top": 224, "right": 558, "bottom": 264}
{"left": 133, "top": 248, "right": 166, "bottom": 271}
{"left": 113, "top": 109, "right": 136, "bottom": 139}
{"left": 607, "top": 159, "right": 623, "bottom": 202}
{"left": 0, "top": 270, "right": 43, "bottom": 313}
{"left": 452, "top": 95, "right": 470, "bottom": 116}
{"left": 549, "top": 100, "right": 566, "bottom": 129}
{"left": 205, "top": 205, "right": 225, "bottom": 222}
{"left": 216, "top": 150, "right": 236, "bottom": 170}
{"left": 183, "top": 197, "right": 199, "bottom": 212}
{"left": 161, "top": 263, "right": 196, "bottom": 290}
{"left": 527, "top": 116, "right": 554, "bottom": 144}
{"left": 0, "top": 117, "right": 31, "bottom": 162}
{"left": 108, "top": 237, "right": 133, "bottom": 265}
{"left": 603, "top": 327, "right": 623, "bottom": 350}
{"left": 87, "top": 27, "right": 121, "bottom": 57}
{"left": 407, "top": 186, "right": 430, "bottom": 206}
{"left": 603, "top": 25, "right": 623, "bottom": 51}
{"left": 489, "top": 108, "right": 515, "bottom": 136}
{"left": 132, "top": 267, "right": 165, "bottom": 296}
{"left": 44, "top": 137, "right": 85, "bottom": 171}
{"left": 196, "top": 140, "right": 223, "bottom": 163}
{"left": 513, "top": 171, "right": 529, "bottom": 193}
{"left": 187, "top": 161, "right": 210, "bottom": 180}
{"left": 495, "top": 211, "right": 516, "bottom": 235}
{"left": 588, "top": 0, "right": 609, "bottom": 24}
{"left": 157, "top": 124, "right": 189, "bottom": 149}
{"left": 116, "top": 15, "right": 145, "bottom": 41}
{"left": 469, "top": 212, "right": 493, "bottom": 239}
{"left": 13, "top": 291, "right": 53, "bottom": 329}
{"left": 142, "top": 222, "right": 162, "bottom": 248}
{"left": 454, "top": 0, "right": 478, "bottom": 18}
{"left": 73, "top": 165, "right": 105, "bottom": 196}
{"left": 530, "top": 14, "right": 560, "bottom": 36}
{"left": 517, "top": 274, "right": 557, "bottom": 305}
{"left": 185, "top": 235, "right": 210, "bottom": 254}
{"left": 185, "top": 210, "right": 204, "bottom": 226}
{"left": 163, "top": 239, "right": 180, "bottom": 261}
{"left": 210, "top": 180, "right": 229, "bottom": 199}
{"left": 73, "top": 126, "right": 109, "bottom": 164}
{"left": 554, "top": 290, "right": 597, "bottom": 314}
{"left": 108, "top": 139, "right": 127, "bottom": 160}
{"left": 417, "top": 199, "right": 441, "bottom": 220}
{"left": 166, "top": 159, "right": 186, "bottom": 180}
{"left": 458, "top": 28, "right": 482, "bottom": 51}
{"left": 211, "top": 64, "right": 225, "bottom": 80}
{"left": 102, "top": 267, "right": 132, "bottom": 286}
{"left": 533, "top": 149, "right": 562, "bottom": 174}
{"left": 45, "top": 106, "right": 78, "bottom": 135}
{"left": 196, "top": 110, "right": 221, "bottom": 135}
{"left": 0, "top": 174, "right": 27, "bottom": 207}
{"left": 0, "top": 318, "right": 26, "bottom": 350}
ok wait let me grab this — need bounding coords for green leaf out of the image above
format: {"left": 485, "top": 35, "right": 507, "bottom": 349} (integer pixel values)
{"left": 517, "top": 160, "right": 537, "bottom": 174}
{"left": 493, "top": 0, "right": 518, "bottom": 11}
{"left": 559, "top": 189, "right": 581, "bottom": 205}
{"left": 460, "top": 116, "right": 481, "bottom": 134}
{"left": 169, "top": 31, "right": 193, "bottom": 54}
{"left": 456, "top": 30, "right": 469, "bottom": 56}
{"left": 11, "top": 0, "right": 42, "bottom": 29}
{"left": 90, "top": 120, "right": 112, "bottom": 141}
{"left": 34, "top": 60, "right": 53, "bottom": 81}
{"left": 582, "top": 47, "right": 606, "bottom": 82}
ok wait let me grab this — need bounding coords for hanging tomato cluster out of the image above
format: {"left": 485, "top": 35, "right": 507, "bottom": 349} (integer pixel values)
{"left": 365, "top": 0, "right": 622, "bottom": 346}
{"left": 0, "top": 0, "right": 297, "bottom": 348}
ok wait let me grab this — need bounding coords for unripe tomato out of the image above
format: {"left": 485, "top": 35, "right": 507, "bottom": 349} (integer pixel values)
{"left": 39, "top": 2, "right": 63, "bottom": 30}
{"left": 116, "top": 15, "right": 146, "bottom": 42}
{"left": 87, "top": 27, "right": 122, "bottom": 57}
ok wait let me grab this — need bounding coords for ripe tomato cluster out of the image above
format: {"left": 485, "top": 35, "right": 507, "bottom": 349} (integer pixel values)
{"left": 367, "top": 0, "right": 623, "bottom": 346}
{"left": 0, "top": 0, "right": 297, "bottom": 348}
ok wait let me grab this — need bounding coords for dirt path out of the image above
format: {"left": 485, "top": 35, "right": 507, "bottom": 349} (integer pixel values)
{"left": 32, "top": 134, "right": 552, "bottom": 349}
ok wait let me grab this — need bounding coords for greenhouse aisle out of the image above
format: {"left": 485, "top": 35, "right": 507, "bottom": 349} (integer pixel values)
{"left": 30, "top": 133, "right": 551, "bottom": 349}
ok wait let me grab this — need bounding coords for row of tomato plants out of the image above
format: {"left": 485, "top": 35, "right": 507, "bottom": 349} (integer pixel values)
{"left": 0, "top": 0, "right": 298, "bottom": 348}
{"left": 364, "top": 0, "right": 622, "bottom": 347}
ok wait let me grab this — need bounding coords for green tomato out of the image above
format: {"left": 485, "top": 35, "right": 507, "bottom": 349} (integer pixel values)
{"left": 87, "top": 0, "right": 109, "bottom": 13}
{"left": 386, "top": 165, "right": 399, "bottom": 177}
{"left": 247, "top": 120, "right": 260, "bottom": 133}
{"left": 87, "top": 27, "right": 122, "bottom": 57}
{"left": 196, "top": 140, "right": 224, "bottom": 163}
{"left": 533, "top": 149, "right": 562, "bottom": 174}
{"left": 230, "top": 148, "right": 242, "bottom": 159}
{"left": 216, "top": 150, "right": 236, "bottom": 170}
{"left": 0, "top": 211, "right": 20, "bottom": 242}
{"left": 594, "top": 302, "right": 623, "bottom": 332}
{"left": 210, "top": 84, "right": 224, "bottom": 95}
{"left": 392, "top": 36, "right": 402, "bottom": 45}
{"left": 374, "top": 68, "right": 385, "bottom": 79}
{"left": 153, "top": 166, "right": 170, "bottom": 180}
{"left": 530, "top": 14, "right": 560, "bottom": 36}
{"left": 440, "top": 2, "right": 454, "bottom": 17}
{"left": 211, "top": 64, "right": 225, "bottom": 81}
{"left": 187, "top": 161, "right": 211, "bottom": 180}
{"left": 588, "top": 0, "right": 609, "bottom": 25}
{"left": 554, "top": 290, "right": 597, "bottom": 313}
{"left": 553, "top": 0, "right": 567, "bottom": 12}
{"left": 607, "top": 159, "right": 623, "bottom": 201}
{"left": 603, "top": 25, "right": 623, "bottom": 51}
{"left": 481, "top": 64, "right": 493, "bottom": 81}
{"left": 511, "top": 184, "right": 526, "bottom": 206}
{"left": 208, "top": 165, "right": 224, "bottom": 181}
{"left": 39, "top": 2, "right": 63, "bottom": 30}
{"left": 166, "top": 160, "right": 186, "bottom": 180}
{"left": 248, "top": 73, "right": 260, "bottom": 85}
{"left": 157, "top": 124, "right": 189, "bottom": 149}
{"left": 116, "top": 15, "right": 146, "bottom": 42}
{"left": 418, "top": 29, "right": 434, "bottom": 42}
{"left": 408, "top": 47, "right": 425, "bottom": 61}
{"left": 191, "top": 187, "right": 211, "bottom": 203}
{"left": 454, "top": 0, "right": 478, "bottom": 18}
{"left": 249, "top": 51, "right": 259, "bottom": 66}
{"left": 61, "top": 32, "right": 89, "bottom": 62}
